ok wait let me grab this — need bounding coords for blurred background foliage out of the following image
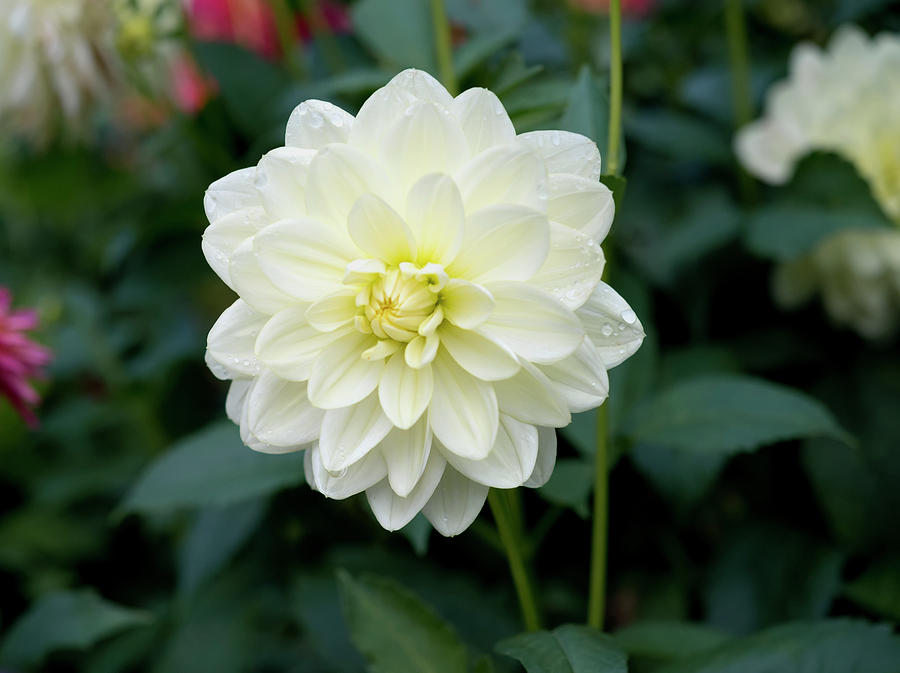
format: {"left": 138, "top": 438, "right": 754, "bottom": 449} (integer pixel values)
{"left": 1, "top": 0, "right": 899, "bottom": 671}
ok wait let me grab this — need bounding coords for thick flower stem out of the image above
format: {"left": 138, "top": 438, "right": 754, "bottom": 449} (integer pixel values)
{"left": 268, "top": 0, "right": 305, "bottom": 78}
{"left": 725, "top": 0, "right": 757, "bottom": 202}
{"left": 488, "top": 489, "right": 542, "bottom": 631}
{"left": 430, "top": 0, "right": 459, "bottom": 96}
{"left": 605, "top": 0, "right": 623, "bottom": 177}
{"left": 587, "top": 403, "right": 609, "bottom": 629}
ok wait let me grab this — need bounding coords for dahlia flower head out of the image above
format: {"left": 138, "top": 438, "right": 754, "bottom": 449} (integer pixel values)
{"left": 203, "top": 69, "right": 644, "bottom": 536}
{"left": 0, "top": 0, "right": 123, "bottom": 145}
{"left": 735, "top": 25, "right": 900, "bottom": 221}
{"left": 0, "top": 288, "right": 51, "bottom": 427}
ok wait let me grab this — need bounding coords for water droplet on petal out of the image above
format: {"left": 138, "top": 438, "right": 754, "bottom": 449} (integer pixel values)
{"left": 620, "top": 309, "right": 637, "bottom": 325}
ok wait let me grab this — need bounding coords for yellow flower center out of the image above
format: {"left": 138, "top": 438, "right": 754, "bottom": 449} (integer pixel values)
{"left": 352, "top": 263, "right": 447, "bottom": 343}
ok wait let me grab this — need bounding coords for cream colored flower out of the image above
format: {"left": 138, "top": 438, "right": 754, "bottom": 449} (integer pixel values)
{"left": 204, "top": 69, "right": 644, "bottom": 536}
{"left": 0, "top": 0, "right": 123, "bottom": 145}
{"left": 774, "top": 228, "right": 900, "bottom": 338}
{"left": 735, "top": 25, "right": 900, "bottom": 221}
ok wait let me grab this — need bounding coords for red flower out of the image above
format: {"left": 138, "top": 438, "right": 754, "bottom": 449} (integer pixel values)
{"left": 0, "top": 288, "right": 51, "bottom": 427}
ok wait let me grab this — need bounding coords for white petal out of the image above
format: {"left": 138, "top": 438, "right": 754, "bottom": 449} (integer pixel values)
{"left": 482, "top": 281, "right": 584, "bottom": 363}
{"left": 448, "top": 205, "right": 550, "bottom": 283}
{"left": 451, "top": 88, "right": 515, "bottom": 155}
{"left": 207, "top": 300, "right": 266, "bottom": 379}
{"left": 576, "top": 281, "right": 645, "bottom": 368}
{"left": 454, "top": 146, "right": 549, "bottom": 213}
{"left": 547, "top": 173, "right": 615, "bottom": 242}
{"left": 438, "top": 324, "right": 519, "bottom": 381}
{"left": 305, "top": 144, "right": 400, "bottom": 226}
{"left": 255, "top": 306, "right": 347, "bottom": 381}
{"left": 347, "top": 193, "right": 416, "bottom": 264}
{"left": 240, "top": 383, "right": 294, "bottom": 454}
{"left": 204, "top": 166, "right": 260, "bottom": 224}
{"left": 229, "top": 239, "right": 296, "bottom": 315}
{"left": 404, "top": 334, "right": 440, "bottom": 369}
{"left": 255, "top": 146, "right": 315, "bottom": 220}
{"left": 378, "top": 352, "right": 433, "bottom": 429}
{"left": 440, "top": 279, "right": 494, "bottom": 329}
{"left": 443, "top": 414, "right": 538, "bottom": 488}
{"left": 429, "top": 350, "right": 499, "bottom": 460}
{"left": 285, "top": 100, "right": 354, "bottom": 149}
{"left": 246, "top": 370, "right": 324, "bottom": 448}
{"left": 307, "top": 443, "right": 387, "bottom": 499}
{"left": 202, "top": 206, "right": 268, "bottom": 288}
{"left": 405, "top": 173, "right": 466, "bottom": 266}
{"left": 254, "top": 218, "right": 358, "bottom": 301}
{"left": 422, "top": 465, "right": 489, "bottom": 537}
{"left": 306, "top": 291, "right": 358, "bottom": 331}
{"left": 307, "top": 332, "right": 384, "bottom": 409}
{"left": 379, "top": 418, "right": 432, "bottom": 497}
{"left": 538, "top": 338, "right": 609, "bottom": 413}
{"left": 493, "top": 361, "right": 570, "bottom": 427}
{"left": 225, "top": 379, "right": 252, "bottom": 424}
{"left": 524, "top": 427, "right": 557, "bottom": 487}
{"left": 319, "top": 392, "right": 393, "bottom": 471}
{"left": 379, "top": 101, "right": 469, "bottom": 191}
{"left": 529, "top": 222, "right": 605, "bottom": 310}
{"left": 366, "top": 450, "right": 446, "bottom": 531}
{"left": 388, "top": 69, "right": 454, "bottom": 107}
{"left": 517, "top": 130, "right": 602, "bottom": 180}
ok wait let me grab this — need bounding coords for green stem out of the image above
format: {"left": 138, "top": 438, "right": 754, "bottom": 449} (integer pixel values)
{"left": 430, "top": 0, "right": 458, "bottom": 95}
{"left": 587, "top": 404, "right": 609, "bottom": 629}
{"left": 725, "top": 0, "right": 756, "bottom": 201}
{"left": 605, "top": 0, "right": 623, "bottom": 177}
{"left": 488, "top": 489, "right": 542, "bottom": 631}
{"left": 269, "top": 0, "right": 305, "bottom": 78}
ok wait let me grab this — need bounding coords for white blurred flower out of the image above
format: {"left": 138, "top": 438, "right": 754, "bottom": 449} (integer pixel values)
{"left": 203, "top": 69, "right": 643, "bottom": 536}
{"left": 0, "top": 0, "right": 123, "bottom": 145}
{"left": 735, "top": 25, "right": 900, "bottom": 221}
{"left": 775, "top": 228, "right": 900, "bottom": 339}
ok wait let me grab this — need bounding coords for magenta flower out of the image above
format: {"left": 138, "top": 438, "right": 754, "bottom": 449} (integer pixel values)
{"left": 0, "top": 288, "right": 51, "bottom": 427}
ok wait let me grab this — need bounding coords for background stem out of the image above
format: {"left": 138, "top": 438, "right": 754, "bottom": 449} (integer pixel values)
{"left": 605, "top": 0, "right": 623, "bottom": 176}
{"left": 489, "top": 489, "right": 542, "bottom": 631}
{"left": 587, "top": 404, "right": 610, "bottom": 629}
{"left": 430, "top": 0, "right": 459, "bottom": 95}
{"left": 725, "top": 0, "right": 757, "bottom": 201}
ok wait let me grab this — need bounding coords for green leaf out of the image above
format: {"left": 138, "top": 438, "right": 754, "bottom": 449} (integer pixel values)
{"left": 626, "top": 375, "right": 852, "bottom": 455}
{"left": 454, "top": 29, "right": 520, "bottom": 81}
{"left": 0, "top": 590, "right": 150, "bottom": 669}
{"left": 337, "top": 571, "right": 469, "bottom": 673}
{"left": 599, "top": 175, "right": 627, "bottom": 211}
{"left": 625, "top": 110, "right": 730, "bottom": 164}
{"left": 351, "top": 0, "right": 437, "bottom": 73}
{"left": 657, "top": 619, "right": 900, "bottom": 673}
{"left": 118, "top": 422, "right": 304, "bottom": 516}
{"left": 537, "top": 458, "right": 594, "bottom": 517}
{"left": 400, "top": 513, "right": 432, "bottom": 557}
{"left": 613, "top": 621, "right": 731, "bottom": 664}
{"left": 704, "top": 524, "right": 843, "bottom": 634}
{"left": 496, "top": 624, "right": 627, "bottom": 673}
{"left": 744, "top": 203, "right": 885, "bottom": 262}
{"left": 559, "top": 66, "right": 624, "bottom": 170}
{"left": 844, "top": 557, "right": 900, "bottom": 621}
{"left": 178, "top": 499, "right": 267, "bottom": 597}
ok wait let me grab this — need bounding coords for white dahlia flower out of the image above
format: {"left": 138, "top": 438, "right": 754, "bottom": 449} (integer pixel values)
{"left": 0, "top": 0, "right": 123, "bottom": 145}
{"left": 203, "top": 69, "right": 644, "bottom": 536}
{"left": 735, "top": 25, "right": 900, "bottom": 221}
{"left": 774, "top": 229, "right": 900, "bottom": 339}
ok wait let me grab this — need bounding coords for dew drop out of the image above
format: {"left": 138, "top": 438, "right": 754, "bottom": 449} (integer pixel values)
{"left": 620, "top": 309, "right": 637, "bottom": 325}
{"left": 600, "top": 323, "right": 613, "bottom": 337}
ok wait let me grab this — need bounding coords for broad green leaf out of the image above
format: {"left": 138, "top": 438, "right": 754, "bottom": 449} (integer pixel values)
{"left": 537, "top": 458, "right": 594, "bottom": 517}
{"left": 497, "top": 624, "right": 627, "bottom": 673}
{"left": 351, "top": 0, "right": 437, "bottom": 73}
{"left": 657, "top": 619, "right": 900, "bottom": 673}
{"left": 704, "top": 524, "right": 843, "bottom": 634}
{"left": 744, "top": 204, "right": 885, "bottom": 262}
{"left": 400, "top": 514, "right": 432, "bottom": 557}
{"left": 178, "top": 499, "right": 267, "bottom": 597}
{"left": 337, "top": 571, "right": 469, "bottom": 673}
{"left": 492, "top": 53, "right": 544, "bottom": 95}
{"left": 630, "top": 443, "right": 733, "bottom": 508}
{"left": 626, "top": 110, "right": 730, "bottom": 164}
{"left": 454, "top": 29, "right": 520, "bottom": 81}
{"left": 446, "top": 0, "right": 529, "bottom": 33}
{"left": 844, "top": 557, "right": 900, "bottom": 621}
{"left": 613, "top": 621, "right": 731, "bottom": 664}
{"left": 625, "top": 375, "right": 852, "bottom": 455}
{"left": 118, "top": 422, "right": 304, "bottom": 516}
{"left": 0, "top": 590, "right": 150, "bottom": 669}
